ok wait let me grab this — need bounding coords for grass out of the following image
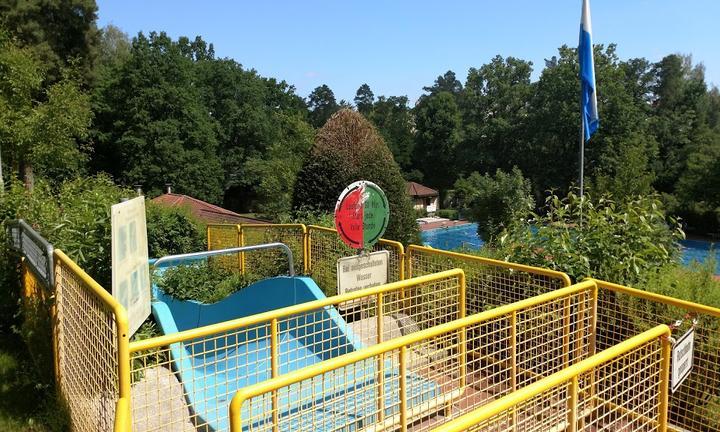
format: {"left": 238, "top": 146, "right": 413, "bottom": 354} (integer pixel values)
{"left": 0, "top": 332, "right": 68, "bottom": 431}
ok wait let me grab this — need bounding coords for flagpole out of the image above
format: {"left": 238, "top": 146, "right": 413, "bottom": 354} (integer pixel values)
{"left": 579, "top": 116, "right": 585, "bottom": 228}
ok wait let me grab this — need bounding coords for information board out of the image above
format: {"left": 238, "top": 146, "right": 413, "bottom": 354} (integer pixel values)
{"left": 336, "top": 250, "right": 389, "bottom": 305}
{"left": 111, "top": 196, "right": 151, "bottom": 337}
{"left": 671, "top": 327, "right": 694, "bottom": 393}
{"left": 334, "top": 181, "right": 389, "bottom": 250}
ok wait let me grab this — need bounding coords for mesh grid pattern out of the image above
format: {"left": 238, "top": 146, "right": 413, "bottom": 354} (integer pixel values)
{"left": 445, "top": 334, "right": 666, "bottom": 432}
{"left": 307, "top": 225, "right": 404, "bottom": 297}
{"left": 407, "top": 246, "right": 570, "bottom": 315}
{"left": 593, "top": 280, "right": 720, "bottom": 432}
{"left": 55, "top": 252, "right": 123, "bottom": 432}
{"left": 129, "top": 272, "right": 464, "bottom": 432}
{"left": 240, "top": 224, "right": 306, "bottom": 277}
{"left": 206, "top": 224, "right": 241, "bottom": 270}
{"left": 230, "top": 285, "right": 595, "bottom": 432}
{"left": 21, "top": 262, "right": 56, "bottom": 385}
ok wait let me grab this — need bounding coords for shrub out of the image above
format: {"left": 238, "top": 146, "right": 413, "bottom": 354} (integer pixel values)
{"left": 435, "top": 209, "right": 458, "bottom": 220}
{"left": 292, "top": 109, "right": 420, "bottom": 245}
{"left": 145, "top": 202, "right": 206, "bottom": 258}
{"left": 155, "top": 261, "right": 258, "bottom": 303}
{"left": 454, "top": 168, "right": 534, "bottom": 243}
{"left": 499, "top": 191, "right": 684, "bottom": 286}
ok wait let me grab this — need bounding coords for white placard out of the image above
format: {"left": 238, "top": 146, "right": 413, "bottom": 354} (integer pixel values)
{"left": 111, "top": 197, "right": 151, "bottom": 337}
{"left": 336, "top": 251, "right": 389, "bottom": 305}
{"left": 671, "top": 328, "right": 694, "bottom": 393}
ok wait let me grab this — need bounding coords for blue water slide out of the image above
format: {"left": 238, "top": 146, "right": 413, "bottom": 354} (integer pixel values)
{"left": 150, "top": 250, "right": 440, "bottom": 431}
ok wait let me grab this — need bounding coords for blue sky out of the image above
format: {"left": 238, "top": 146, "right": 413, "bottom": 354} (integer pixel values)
{"left": 97, "top": 0, "right": 719, "bottom": 104}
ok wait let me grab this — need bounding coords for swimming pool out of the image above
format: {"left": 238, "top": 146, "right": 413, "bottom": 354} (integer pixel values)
{"left": 421, "top": 223, "right": 720, "bottom": 275}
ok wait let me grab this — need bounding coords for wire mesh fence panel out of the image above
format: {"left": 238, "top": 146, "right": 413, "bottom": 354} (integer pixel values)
{"left": 128, "top": 271, "right": 464, "bottom": 432}
{"left": 206, "top": 224, "right": 241, "bottom": 271}
{"left": 593, "top": 279, "right": 720, "bottom": 432}
{"left": 407, "top": 246, "right": 571, "bottom": 316}
{"left": 54, "top": 250, "right": 128, "bottom": 432}
{"left": 434, "top": 327, "right": 668, "bottom": 432}
{"left": 240, "top": 224, "right": 306, "bottom": 278}
{"left": 307, "top": 225, "right": 404, "bottom": 297}
{"left": 229, "top": 282, "right": 596, "bottom": 432}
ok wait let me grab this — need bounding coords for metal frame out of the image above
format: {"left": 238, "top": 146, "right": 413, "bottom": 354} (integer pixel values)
{"left": 6, "top": 219, "right": 54, "bottom": 287}
{"left": 151, "top": 242, "right": 296, "bottom": 276}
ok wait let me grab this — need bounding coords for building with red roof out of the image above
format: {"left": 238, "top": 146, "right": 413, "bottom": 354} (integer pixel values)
{"left": 151, "top": 191, "right": 268, "bottom": 225}
{"left": 406, "top": 181, "right": 439, "bottom": 214}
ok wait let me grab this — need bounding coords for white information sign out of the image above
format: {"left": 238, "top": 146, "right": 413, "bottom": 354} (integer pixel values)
{"left": 671, "top": 328, "right": 694, "bottom": 393}
{"left": 111, "top": 197, "right": 151, "bottom": 337}
{"left": 336, "top": 251, "right": 389, "bottom": 306}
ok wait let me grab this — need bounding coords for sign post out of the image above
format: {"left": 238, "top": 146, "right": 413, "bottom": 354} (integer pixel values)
{"left": 111, "top": 196, "right": 151, "bottom": 337}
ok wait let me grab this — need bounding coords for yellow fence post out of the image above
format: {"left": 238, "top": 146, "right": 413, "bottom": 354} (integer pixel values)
{"left": 399, "top": 345, "right": 408, "bottom": 432}
{"left": 302, "top": 224, "right": 309, "bottom": 274}
{"left": 510, "top": 310, "right": 517, "bottom": 430}
{"left": 376, "top": 292, "right": 385, "bottom": 423}
{"left": 270, "top": 317, "right": 279, "bottom": 432}
{"left": 568, "top": 375, "right": 579, "bottom": 432}
{"left": 659, "top": 335, "right": 671, "bottom": 432}
{"left": 238, "top": 225, "right": 245, "bottom": 274}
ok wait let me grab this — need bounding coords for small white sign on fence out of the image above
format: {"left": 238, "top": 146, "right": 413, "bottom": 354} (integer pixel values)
{"left": 671, "top": 327, "right": 694, "bottom": 393}
{"left": 336, "top": 251, "right": 389, "bottom": 307}
{"left": 111, "top": 197, "right": 151, "bottom": 337}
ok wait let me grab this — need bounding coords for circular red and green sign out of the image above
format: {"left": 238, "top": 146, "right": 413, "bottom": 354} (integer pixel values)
{"left": 334, "top": 181, "right": 390, "bottom": 250}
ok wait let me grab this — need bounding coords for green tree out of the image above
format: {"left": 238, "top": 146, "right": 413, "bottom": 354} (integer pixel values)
{"left": 307, "top": 84, "right": 340, "bottom": 128}
{"left": 0, "top": 36, "right": 92, "bottom": 189}
{"left": 368, "top": 95, "right": 414, "bottom": 170}
{"left": 454, "top": 168, "right": 534, "bottom": 243}
{"left": 292, "top": 109, "right": 419, "bottom": 244}
{"left": 354, "top": 83, "right": 374, "bottom": 115}
{"left": 413, "top": 91, "right": 461, "bottom": 192}
{"left": 460, "top": 55, "right": 534, "bottom": 174}
{"left": 91, "top": 32, "right": 223, "bottom": 202}
{"left": 0, "top": 0, "right": 99, "bottom": 85}
{"left": 423, "top": 70, "right": 463, "bottom": 96}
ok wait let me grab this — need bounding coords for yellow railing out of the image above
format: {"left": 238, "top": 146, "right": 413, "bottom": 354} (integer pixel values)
{"left": 127, "top": 270, "right": 465, "bottom": 432}
{"left": 228, "top": 280, "right": 598, "bottom": 432}
{"left": 407, "top": 245, "right": 571, "bottom": 315}
{"left": 20, "top": 260, "right": 57, "bottom": 385}
{"left": 590, "top": 278, "right": 720, "bottom": 432}
{"left": 240, "top": 223, "right": 307, "bottom": 275}
{"left": 432, "top": 324, "right": 672, "bottom": 432}
{"left": 54, "top": 249, "right": 130, "bottom": 432}
{"left": 307, "top": 225, "right": 405, "bottom": 296}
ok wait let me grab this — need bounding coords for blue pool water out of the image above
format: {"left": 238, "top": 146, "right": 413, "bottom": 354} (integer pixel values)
{"left": 421, "top": 223, "right": 720, "bottom": 275}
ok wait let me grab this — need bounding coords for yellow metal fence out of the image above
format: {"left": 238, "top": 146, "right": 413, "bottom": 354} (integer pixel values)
{"left": 228, "top": 280, "right": 597, "bottom": 432}
{"left": 127, "top": 270, "right": 465, "bottom": 432}
{"left": 54, "top": 250, "right": 130, "bottom": 432}
{"left": 432, "top": 324, "right": 671, "bottom": 432}
{"left": 407, "top": 245, "right": 571, "bottom": 315}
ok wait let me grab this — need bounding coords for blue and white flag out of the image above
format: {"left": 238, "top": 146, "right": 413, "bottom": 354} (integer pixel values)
{"left": 579, "top": 0, "right": 599, "bottom": 140}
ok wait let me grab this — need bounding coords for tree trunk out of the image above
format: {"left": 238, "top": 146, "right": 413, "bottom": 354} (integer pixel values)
{"left": 21, "top": 160, "right": 34, "bottom": 191}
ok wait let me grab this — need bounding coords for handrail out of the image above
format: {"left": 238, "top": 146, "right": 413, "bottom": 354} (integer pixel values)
{"left": 407, "top": 244, "right": 572, "bottom": 287}
{"left": 151, "top": 243, "right": 295, "bottom": 276}
{"left": 129, "top": 268, "right": 465, "bottom": 353}
{"left": 6, "top": 219, "right": 55, "bottom": 287}
{"left": 228, "top": 279, "right": 598, "bottom": 431}
{"left": 430, "top": 324, "right": 672, "bottom": 432}
{"left": 589, "top": 277, "right": 720, "bottom": 318}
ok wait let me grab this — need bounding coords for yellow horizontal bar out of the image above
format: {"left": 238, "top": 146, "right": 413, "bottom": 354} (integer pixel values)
{"left": 431, "top": 324, "right": 671, "bottom": 432}
{"left": 307, "top": 224, "right": 404, "bottom": 253}
{"left": 229, "top": 279, "right": 597, "bottom": 420}
{"left": 129, "top": 268, "right": 464, "bottom": 353}
{"left": 54, "top": 250, "right": 131, "bottom": 399}
{"left": 242, "top": 223, "right": 307, "bottom": 234}
{"left": 408, "top": 245, "right": 572, "bottom": 287}
{"left": 590, "top": 278, "right": 720, "bottom": 318}
{"left": 206, "top": 223, "right": 241, "bottom": 229}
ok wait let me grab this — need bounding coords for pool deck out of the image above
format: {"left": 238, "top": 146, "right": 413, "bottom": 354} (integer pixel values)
{"left": 418, "top": 219, "right": 471, "bottom": 231}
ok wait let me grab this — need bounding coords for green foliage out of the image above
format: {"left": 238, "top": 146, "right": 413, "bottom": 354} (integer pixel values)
{"left": 499, "top": 191, "right": 684, "bottom": 285}
{"left": 455, "top": 168, "right": 534, "bottom": 243}
{"left": 307, "top": 84, "right": 340, "bottom": 128}
{"left": 354, "top": 84, "right": 374, "bottom": 115}
{"left": 639, "top": 258, "right": 720, "bottom": 307}
{"left": 368, "top": 96, "right": 415, "bottom": 170}
{"left": 435, "top": 209, "right": 458, "bottom": 220}
{"left": 0, "top": 175, "right": 130, "bottom": 287}
{"left": 0, "top": 36, "right": 92, "bottom": 184}
{"left": 413, "top": 91, "right": 462, "bottom": 192}
{"left": 0, "top": 0, "right": 99, "bottom": 85}
{"left": 155, "top": 262, "right": 258, "bottom": 304}
{"left": 292, "top": 109, "right": 420, "bottom": 245}
{"left": 145, "top": 202, "right": 206, "bottom": 258}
